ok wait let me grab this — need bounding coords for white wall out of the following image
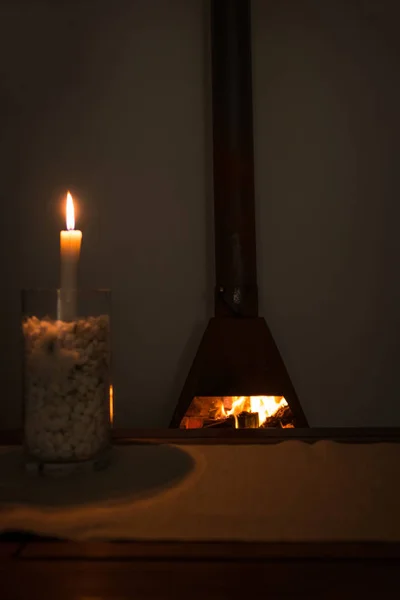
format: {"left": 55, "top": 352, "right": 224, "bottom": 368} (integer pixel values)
{"left": 253, "top": 0, "right": 400, "bottom": 425}
{"left": 0, "top": 0, "right": 211, "bottom": 429}
{"left": 1, "top": 0, "right": 399, "bottom": 429}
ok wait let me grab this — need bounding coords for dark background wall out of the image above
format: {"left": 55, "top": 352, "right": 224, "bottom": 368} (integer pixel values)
{"left": 0, "top": 0, "right": 399, "bottom": 428}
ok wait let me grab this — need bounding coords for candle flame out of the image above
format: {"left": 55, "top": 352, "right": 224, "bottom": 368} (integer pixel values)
{"left": 109, "top": 384, "right": 114, "bottom": 425}
{"left": 66, "top": 191, "right": 75, "bottom": 230}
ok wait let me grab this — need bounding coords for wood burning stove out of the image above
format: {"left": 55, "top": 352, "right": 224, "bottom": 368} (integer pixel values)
{"left": 170, "top": 0, "right": 308, "bottom": 429}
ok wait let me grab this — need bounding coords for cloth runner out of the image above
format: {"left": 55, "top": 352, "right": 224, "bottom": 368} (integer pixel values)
{"left": 0, "top": 441, "right": 398, "bottom": 542}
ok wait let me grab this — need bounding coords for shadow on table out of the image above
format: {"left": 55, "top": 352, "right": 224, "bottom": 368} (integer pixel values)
{"left": 0, "top": 443, "right": 195, "bottom": 509}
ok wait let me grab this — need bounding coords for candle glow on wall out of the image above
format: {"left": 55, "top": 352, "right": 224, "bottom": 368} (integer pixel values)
{"left": 109, "top": 385, "right": 114, "bottom": 425}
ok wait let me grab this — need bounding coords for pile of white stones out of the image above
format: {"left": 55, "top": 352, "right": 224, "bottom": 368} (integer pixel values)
{"left": 23, "top": 315, "right": 111, "bottom": 463}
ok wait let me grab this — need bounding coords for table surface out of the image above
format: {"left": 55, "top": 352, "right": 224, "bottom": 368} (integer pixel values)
{"left": 1, "top": 428, "right": 400, "bottom": 599}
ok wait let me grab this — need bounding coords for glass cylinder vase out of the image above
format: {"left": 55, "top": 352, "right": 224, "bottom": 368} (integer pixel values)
{"left": 22, "top": 289, "right": 112, "bottom": 465}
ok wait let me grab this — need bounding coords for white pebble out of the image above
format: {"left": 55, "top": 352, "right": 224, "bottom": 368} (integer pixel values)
{"left": 23, "top": 314, "right": 111, "bottom": 462}
{"left": 53, "top": 432, "right": 63, "bottom": 447}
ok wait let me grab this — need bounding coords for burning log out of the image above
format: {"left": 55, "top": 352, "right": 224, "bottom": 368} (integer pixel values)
{"left": 181, "top": 415, "right": 237, "bottom": 429}
{"left": 237, "top": 411, "right": 259, "bottom": 429}
{"left": 261, "top": 404, "right": 294, "bottom": 428}
{"left": 203, "top": 416, "right": 236, "bottom": 428}
{"left": 183, "top": 412, "right": 260, "bottom": 429}
{"left": 185, "top": 396, "right": 224, "bottom": 419}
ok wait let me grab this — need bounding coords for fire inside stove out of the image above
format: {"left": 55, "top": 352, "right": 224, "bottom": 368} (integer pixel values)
{"left": 180, "top": 396, "right": 294, "bottom": 429}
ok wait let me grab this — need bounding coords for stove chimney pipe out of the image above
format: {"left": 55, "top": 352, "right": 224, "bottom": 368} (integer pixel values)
{"left": 211, "top": 0, "right": 258, "bottom": 317}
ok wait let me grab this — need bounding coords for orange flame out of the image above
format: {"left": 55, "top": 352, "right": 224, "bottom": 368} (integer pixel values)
{"left": 66, "top": 191, "right": 75, "bottom": 230}
{"left": 223, "top": 396, "right": 287, "bottom": 428}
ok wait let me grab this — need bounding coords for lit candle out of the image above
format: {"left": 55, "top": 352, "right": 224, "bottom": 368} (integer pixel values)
{"left": 58, "top": 192, "right": 82, "bottom": 321}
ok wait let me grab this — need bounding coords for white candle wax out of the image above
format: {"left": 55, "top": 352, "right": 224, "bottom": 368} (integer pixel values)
{"left": 58, "top": 192, "right": 82, "bottom": 321}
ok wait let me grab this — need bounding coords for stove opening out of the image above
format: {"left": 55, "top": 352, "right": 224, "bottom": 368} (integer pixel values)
{"left": 180, "top": 395, "right": 294, "bottom": 429}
